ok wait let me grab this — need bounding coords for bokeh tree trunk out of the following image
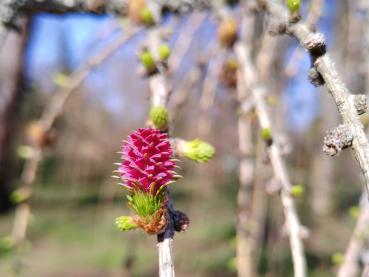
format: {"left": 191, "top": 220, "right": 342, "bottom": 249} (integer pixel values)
{"left": 0, "top": 18, "right": 30, "bottom": 212}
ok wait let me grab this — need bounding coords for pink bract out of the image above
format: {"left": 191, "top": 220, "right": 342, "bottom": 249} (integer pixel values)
{"left": 118, "top": 128, "right": 175, "bottom": 194}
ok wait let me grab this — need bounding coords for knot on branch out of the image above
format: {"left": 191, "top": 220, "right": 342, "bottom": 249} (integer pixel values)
{"left": 353, "top": 94, "right": 367, "bottom": 115}
{"left": 303, "top": 32, "right": 326, "bottom": 58}
{"left": 172, "top": 210, "right": 190, "bottom": 232}
{"left": 268, "top": 22, "right": 287, "bottom": 36}
{"left": 288, "top": 14, "right": 301, "bottom": 24}
{"left": 323, "top": 124, "right": 353, "bottom": 156}
{"left": 308, "top": 67, "right": 325, "bottom": 87}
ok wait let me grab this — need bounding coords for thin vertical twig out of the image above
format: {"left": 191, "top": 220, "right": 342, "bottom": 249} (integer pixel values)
{"left": 168, "top": 12, "right": 206, "bottom": 73}
{"left": 236, "top": 69, "right": 256, "bottom": 277}
{"left": 338, "top": 193, "right": 369, "bottom": 277}
{"left": 146, "top": 3, "right": 176, "bottom": 276}
{"left": 235, "top": 9, "right": 257, "bottom": 277}
{"left": 284, "top": 0, "right": 325, "bottom": 77}
{"left": 235, "top": 13, "right": 307, "bottom": 276}
{"left": 197, "top": 47, "right": 224, "bottom": 138}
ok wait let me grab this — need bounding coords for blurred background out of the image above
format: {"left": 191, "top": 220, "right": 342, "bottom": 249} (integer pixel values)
{"left": 1, "top": 0, "right": 369, "bottom": 276}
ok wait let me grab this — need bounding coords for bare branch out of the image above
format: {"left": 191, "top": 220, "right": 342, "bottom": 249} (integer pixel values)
{"left": 145, "top": 4, "right": 179, "bottom": 276}
{"left": 20, "top": 0, "right": 212, "bottom": 15}
{"left": 262, "top": 0, "right": 369, "bottom": 198}
{"left": 234, "top": 12, "right": 307, "bottom": 276}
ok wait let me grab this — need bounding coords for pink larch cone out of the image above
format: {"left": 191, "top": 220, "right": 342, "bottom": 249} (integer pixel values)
{"left": 119, "top": 128, "right": 176, "bottom": 195}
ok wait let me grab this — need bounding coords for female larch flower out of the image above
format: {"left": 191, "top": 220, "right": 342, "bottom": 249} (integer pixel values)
{"left": 116, "top": 128, "right": 177, "bottom": 234}
{"left": 119, "top": 128, "right": 176, "bottom": 195}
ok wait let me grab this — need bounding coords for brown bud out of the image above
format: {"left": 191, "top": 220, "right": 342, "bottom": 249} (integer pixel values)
{"left": 128, "top": 0, "right": 146, "bottom": 24}
{"left": 25, "top": 121, "right": 57, "bottom": 148}
{"left": 323, "top": 124, "right": 353, "bottom": 156}
{"left": 173, "top": 210, "right": 190, "bottom": 232}
{"left": 308, "top": 67, "right": 324, "bottom": 87}
{"left": 25, "top": 121, "right": 45, "bottom": 147}
{"left": 353, "top": 94, "right": 367, "bottom": 115}
{"left": 133, "top": 206, "right": 168, "bottom": 235}
{"left": 303, "top": 33, "right": 326, "bottom": 58}
{"left": 220, "top": 58, "right": 238, "bottom": 88}
{"left": 218, "top": 18, "right": 238, "bottom": 48}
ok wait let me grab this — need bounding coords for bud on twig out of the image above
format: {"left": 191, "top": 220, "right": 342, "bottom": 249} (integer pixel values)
{"left": 308, "top": 67, "right": 325, "bottom": 87}
{"left": 172, "top": 210, "right": 190, "bottom": 232}
{"left": 115, "top": 216, "right": 138, "bottom": 231}
{"left": 150, "top": 105, "right": 169, "bottom": 130}
{"left": 158, "top": 44, "right": 171, "bottom": 62}
{"left": 261, "top": 127, "right": 273, "bottom": 146}
{"left": 139, "top": 49, "right": 157, "bottom": 75}
{"left": 303, "top": 32, "right": 326, "bottom": 58}
{"left": 286, "top": 0, "right": 301, "bottom": 22}
{"left": 353, "top": 94, "right": 367, "bottom": 115}
{"left": 175, "top": 139, "right": 215, "bottom": 163}
{"left": 323, "top": 124, "right": 353, "bottom": 156}
{"left": 218, "top": 18, "right": 238, "bottom": 48}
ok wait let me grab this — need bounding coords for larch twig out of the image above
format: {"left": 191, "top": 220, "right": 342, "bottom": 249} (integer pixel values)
{"left": 234, "top": 12, "right": 307, "bottom": 276}
{"left": 261, "top": 0, "right": 369, "bottom": 199}
{"left": 146, "top": 3, "right": 176, "bottom": 276}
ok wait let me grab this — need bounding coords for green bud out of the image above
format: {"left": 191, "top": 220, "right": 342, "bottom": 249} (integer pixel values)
{"left": 287, "top": 0, "right": 300, "bottom": 15}
{"left": 331, "top": 252, "right": 344, "bottom": 265}
{"left": 52, "top": 72, "right": 68, "bottom": 87}
{"left": 150, "top": 106, "right": 168, "bottom": 130}
{"left": 290, "top": 185, "right": 304, "bottom": 198}
{"left": 181, "top": 139, "right": 215, "bottom": 163}
{"left": 261, "top": 128, "right": 272, "bottom": 142}
{"left": 158, "top": 44, "right": 171, "bottom": 61}
{"left": 267, "top": 95, "right": 276, "bottom": 106}
{"left": 225, "top": 58, "right": 238, "bottom": 70}
{"left": 227, "top": 257, "right": 237, "bottom": 272}
{"left": 0, "top": 236, "right": 15, "bottom": 253}
{"left": 349, "top": 206, "right": 360, "bottom": 219}
{"left": 229, "top": 236, "right": 237, "bottom": 249}
{"left": 140, "top": 7, "right": 155, "bottom": 26}
{"left": 139, "top": 50, "right": 156, "bottom": 72}
{"left": 16, "top": 145, "right": 34, "bottom": 159}
{"left": 10, "top": 188, "right": 31, "bottom": 204}
{"left": 115, "top": 216, "right": 138, "bottom": 231}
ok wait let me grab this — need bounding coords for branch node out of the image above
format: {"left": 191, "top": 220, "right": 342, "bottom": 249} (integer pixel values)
{"left": 172, "top": 210, "right": 190, "bottom": 232}
{"left": 323, "top": 124, "right": 353, "bottom": 156}
{"left": 288, "top": 13, "right": 301, "bottom": 24}
{"left": 353, "top": 94, "right": 367, "bottom": 115}
{"left": 308, "top": 67, "right": 325, "bottom": 87}
{"left": 303, "top": 32, "right": 326, "bottom": 58}
{"left": 268, "top": 22, "right": 287, "bottom": 36}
